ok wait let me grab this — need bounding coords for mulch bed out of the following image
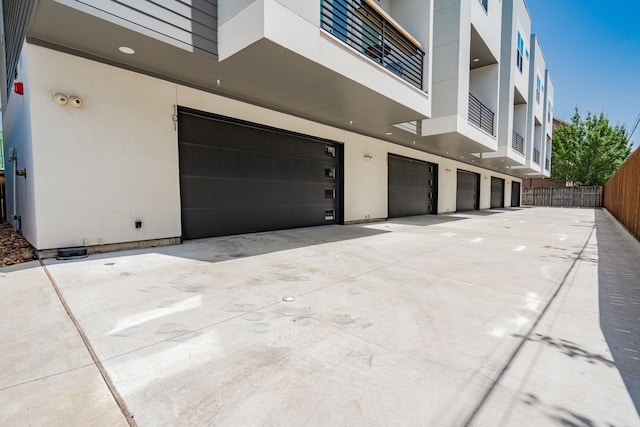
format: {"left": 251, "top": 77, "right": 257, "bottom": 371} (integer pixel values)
{"left": 0, "top": 222, "right": 37, "bottom": 267}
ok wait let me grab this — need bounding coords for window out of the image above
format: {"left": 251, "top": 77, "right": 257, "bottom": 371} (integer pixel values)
{"left": 516, "top": 32, "right": 524, "bottom": 73}
{"left": 479, "top": 0, "right": 488, "bottom": 12}
{"left": 536, "top": 76, "right": 541, "bottom": 104}
{"left": 548, "top": 101, "right": 552, "bottom": 122}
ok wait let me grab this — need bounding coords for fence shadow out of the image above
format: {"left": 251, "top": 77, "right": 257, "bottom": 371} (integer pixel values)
{"left": 595, "top": 209, "right": 640, "bottom": 415}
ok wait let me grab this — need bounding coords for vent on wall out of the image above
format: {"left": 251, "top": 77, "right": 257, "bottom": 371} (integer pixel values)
{"left": 57, "top": 247, "right": 88, "bottom": 260}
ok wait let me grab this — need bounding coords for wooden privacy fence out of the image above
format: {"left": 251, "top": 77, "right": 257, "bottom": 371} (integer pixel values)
{"left": 522, "top": 186, "right": 603, "bottom": 207}
{"left": 604, "top": 148, "right": 640, "bottom": 240}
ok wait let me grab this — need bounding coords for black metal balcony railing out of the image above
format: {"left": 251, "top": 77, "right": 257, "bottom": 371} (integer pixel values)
{"left": 545, "top": 158, "right": 550, "bottom": 171}
{"left": 533, "top": 148, "right": 540, "bottom": 164}
{"left": 468, "top": 93, "right": 495, "bottom": 136}
{"left": 512, "top": 131, "right": 524, "bottom": 154}
{"left": 320, "top": 0, "right": 425, "bottom": 89}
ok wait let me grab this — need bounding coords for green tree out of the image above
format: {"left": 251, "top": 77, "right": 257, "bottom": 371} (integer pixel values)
{"left": 551, "top": 109, "right": 631, "bottom": 186}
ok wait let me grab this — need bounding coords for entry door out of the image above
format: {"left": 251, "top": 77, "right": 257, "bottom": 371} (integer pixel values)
{"left": 456, "top": 170, "right": 480, "bottom": 211}
{"left": 178, "top": 109, "right": 343, "bottom": 239}
{"left": 388, "top": 154, "right": 437, "bottom": 218}
{"left": 511, "top": 181, "right": 521, "bottom": 207}
{"left": 491, "top": 177, "right": 505, "bottom": 208}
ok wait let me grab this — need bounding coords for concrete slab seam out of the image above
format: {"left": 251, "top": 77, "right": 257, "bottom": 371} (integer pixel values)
{"left": 38, "top": 259, "right": 137, "bottom": 427}
{"left": 0, "top": 363, "right": 95, "bottom": 392}
{"left": 461, "top": 223, "right": 598, "bottom": 426}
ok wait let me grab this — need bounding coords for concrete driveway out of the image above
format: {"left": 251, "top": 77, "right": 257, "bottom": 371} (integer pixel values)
{"left": 1, "top": 207, "right": 638, "bottom": 426}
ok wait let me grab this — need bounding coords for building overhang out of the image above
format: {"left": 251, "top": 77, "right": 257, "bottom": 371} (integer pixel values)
{"left": 26, "top": 0, "right": 430, "bottom": 144}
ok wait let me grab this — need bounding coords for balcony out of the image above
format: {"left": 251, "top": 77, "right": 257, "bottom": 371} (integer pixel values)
{"left": 533, "top": 148, "right": 540, "bottom": 164}
{"left": 512, "top": 131, "right": 524, "bottom": 154}
{"left": 468, "top": 93, "right": 495, "bottom": 136}
{"left": 320, "top": 0, "right": 425, "bottom": 89}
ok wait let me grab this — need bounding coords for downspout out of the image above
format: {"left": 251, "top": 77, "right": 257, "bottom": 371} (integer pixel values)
{"left": 8, "top": 147, "right": 18, "bottom": 228}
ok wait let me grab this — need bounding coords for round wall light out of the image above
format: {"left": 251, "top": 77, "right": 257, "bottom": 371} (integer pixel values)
{"left": 118, "top": 46, "right": 135, "bottom": 55}
{"left": 69, "top": 96, "right": 83, "bottom": 108}
{"left": 53, "top": 93, "right": 68, "bottom": 106}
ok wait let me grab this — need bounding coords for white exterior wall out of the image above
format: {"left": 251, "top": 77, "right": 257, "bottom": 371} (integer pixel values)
{"left": 23, "top": 44, "right": 181, "bottom": 250}
{"left": 3, "top": 51, "right": 36, "bottom": 244}
{"left": 512, "top": 17, "right": 530, "bottom": 100}
{"left": 8, "top": 44, "right": 519, "bottom": 250}
{"left": 530, "top": 37, "right": 545, "bottom": 121}
{"left": 525, "top": 34, "right": 545, "bottom": 171}
{"left": 497, "top": 0, "right": 531, "bottom": 158}
{"left": 431, "top": 0, "right": 463, "bottom": 118}
{"left": 542, "top": 70, "right": 555, "bottom": 176}
{"left": 428, "top": 0, "right": 500, "bottom": 153}
{"left": 469, "top": 64, "right": 499, "bottom": 113}
{"left": 470, "top": 0, "right": 502, "bottom": 58}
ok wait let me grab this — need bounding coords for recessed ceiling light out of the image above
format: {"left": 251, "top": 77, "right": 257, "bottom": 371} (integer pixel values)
{"left": 386, "top": 132, "right": 393, "bottom": 135}
{"left": 473, "top": 58, "right": 480, "bottom": 62}
{"left": 119, "top": 46, "right": 135, "bottom": 55}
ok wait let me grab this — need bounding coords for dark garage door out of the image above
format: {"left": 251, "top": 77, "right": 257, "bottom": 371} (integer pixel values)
{"left": 388, "top": 154, "right": 437, "bottom": 218}
{"left": 491, "top": 177, "right": 505, "bottom": 208}
{"left": 511, "top": 181, "right": 521, "bottom": 207}
{"left": 456, "top": 170, "right": 479, "bottom": 211}
{"left": 178, "top": 109, "right": 342, "bottom": 239}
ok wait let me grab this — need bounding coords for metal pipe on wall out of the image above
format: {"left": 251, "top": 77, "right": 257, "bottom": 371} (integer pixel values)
{"left": 8, "top": 147, "right": 17, "bottom": 225}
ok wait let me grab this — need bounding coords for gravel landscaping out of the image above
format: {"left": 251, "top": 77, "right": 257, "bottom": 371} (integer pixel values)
{"left": 0, "top": 222, "right": 37, "bottom": 267}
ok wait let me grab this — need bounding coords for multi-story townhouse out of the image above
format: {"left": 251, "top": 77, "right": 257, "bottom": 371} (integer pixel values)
{"left": 0, "top": 0, "right": 551, "bottom": 254}
{"left": 489, "top": 0, "right": 531, "bottom": 175}
{"left": 542, "top": 70, "right": 555, "bottom": 177}
{"left": 426, "top": 0, "right": 504, "bottom": 211}
{"left": 526, "top": 34, "right": 545, "bottom": 175}
{"left": 521, "top": 33, "right": 554, "bottom": 178}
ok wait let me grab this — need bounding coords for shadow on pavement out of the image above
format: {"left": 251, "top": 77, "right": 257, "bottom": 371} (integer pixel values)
{"left": 49, "top": 211, "right": 509, "bottom": 265}
{"left": 522, "top": 392, "right": 605, "bottom": 427}
{"left": 595, "top": 209, "right": 640, "bottom": 416}
{"left": 152, "top": 224, "right": 392, "bottom": 263}
{"left": 386, "top": 209, "right": 517, "bottom": 227}
{"left": 156, "top": 212, "right": 490, "bottom": 263}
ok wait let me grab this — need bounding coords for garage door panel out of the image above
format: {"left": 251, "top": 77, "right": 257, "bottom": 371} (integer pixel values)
{"left": 182, "top": 204, "right": 334, "bottom": 238}
{"left": 491, "top": 177, "right": 505, "bottom": 208}
{"left": 181, "top": 114, "right": 333, "bottom": 161}
{"left": 180, "top": 144, "right": 336, "bottom": 183}
{"left": 456, "top": 170, "right": 479, "bottom": 212}
{"left": 181, "top": 177, "right": 337, "bottom": 208}
{"left": 388, "top": 154, "right": 437, "bottom": 218}
{"left": 178, "top": 109, "right": 341, "bottom": 239}
{"left": 511, "top": 182, "right": 521, "bottom": 207}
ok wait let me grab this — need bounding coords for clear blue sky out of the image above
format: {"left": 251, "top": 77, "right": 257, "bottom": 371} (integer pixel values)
{"left": 527, "top": 0, "right": 640, "bottom": 150}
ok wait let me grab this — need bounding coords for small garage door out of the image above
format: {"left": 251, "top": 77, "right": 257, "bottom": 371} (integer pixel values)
{"left": 178, "top": 109, "right": 342, "bottom": 239}
{"left": 388, "top": 154, "right": 437, "bottom": 218}
{"left": 491, "top": 177, "right": 505, "bottom": 208}
{"left": 511, "top": 181, "right": 521, "bottom": 207}
{"left": 456, "top": 170, "right": 479, "bottom": 211}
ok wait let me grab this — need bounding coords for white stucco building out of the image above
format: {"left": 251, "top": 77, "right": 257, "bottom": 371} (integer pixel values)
{"left": 1, "top": 0, "right": 554, "bottom": 253}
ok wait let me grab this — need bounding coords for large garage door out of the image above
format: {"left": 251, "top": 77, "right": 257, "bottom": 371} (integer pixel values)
{"left": 511, "top": 181, "right": 521, "bottom": 207}
{"left": 178, "top": 109, "right": 342, "bottom": 239}
{"left": 456, "top": 170, "right": 479, "bottom": 211}
{"left": 388, "top": 154, "right": 437, "bottom": 218}
{"left": 491, "top": 177, "right": 505, "bottom": 208}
